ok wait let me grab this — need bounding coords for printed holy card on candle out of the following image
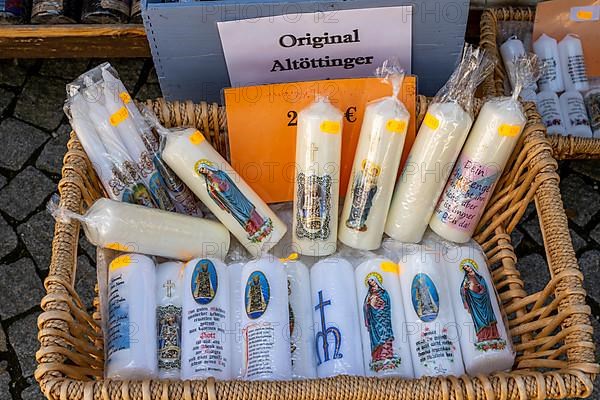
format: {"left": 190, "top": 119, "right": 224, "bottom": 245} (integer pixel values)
{"left": 225, "top": 77, "right": 417, "bottom": 203}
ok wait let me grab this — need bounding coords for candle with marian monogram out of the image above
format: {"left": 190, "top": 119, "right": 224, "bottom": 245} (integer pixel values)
{"left": 292, "top": 97, "right": 343, "bottom": 256}
{"left": 162, "top": 128, "right": 287, "bottom": 257}
{"left": 156, "top": 261, "right": 184, "bottom": 379}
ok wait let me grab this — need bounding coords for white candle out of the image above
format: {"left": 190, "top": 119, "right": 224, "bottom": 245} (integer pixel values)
{"left": 227, "top": 261, "right": 245, "bottom": 379}
{"left": 240, "top": 256, "right": 292, "bottom": 381}
{"left": 558, "top": 34, "right": 589, "bottom": 93}
{"left": 339, "top": 95, "right": 409, "bottom": 250}
{"left": 536, "top": 91, "right": 567, "bottom": 135}
{"left": 560, "top": 90, "right": 593, "bottom": 138}
{"left": 162, "top": 128, "right": 287, "bottom": 258}
{"left": 386, "top": 102, "right": 473, "bottom": 243}
{"left": 284, "top": 257, "right": 317, "bottom": 379}
{"left": 181, "top": 258, "right": 231, "bottom": 380}
{"left": 500, "top": 38, "right": 538, "bottom": 94}
{"left": 440, "top": 241, "right": 515, "bottom": 375}
{"left": 106, "top": 254, "right": 157, "bottom": 379}
{"left": 310, "top": 257, "right": 364, "bottom": 377}
{"left": 394, "top": 243, "right": 465, "bottom": 378}
{"left": 156, "top": 261, "right": 184, "bottom": 379}
{"left": 430, "top": 98, "right": 526, "bottom": 243}
{"left": 79, "top": 198, "right": 230, "bottom": 260}
{"left": 533, "top": 34, "right": 565, "bottom": 93}
{"left": 584, "top": 89, "right": 600, "bottom": 137}
{"left": 292, "top": 97, "right": 343, "bottom": 256}
{"left": 355, "top": 257, "right": 414, "bottom": 378}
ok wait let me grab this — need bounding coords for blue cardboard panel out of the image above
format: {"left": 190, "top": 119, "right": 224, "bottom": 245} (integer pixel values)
{"left": 143, "top": 0, "right": 468, "bottom": 102}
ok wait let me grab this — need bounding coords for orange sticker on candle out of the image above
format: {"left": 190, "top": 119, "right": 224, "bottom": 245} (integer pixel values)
{"left": 380, "top": 261, "right": 399, "bottom": 274}
{"left": 105, "top": 242, "right": 132, "bottom": 252}
{"left": 386, "top": 119, "right": 407, "bottom": 133}
{"left": 279, "top": 252, "right": 299, "bottom": 263}
{"left": 110, "top": 107, "right": 129, "bottom": 126}
{"left": 320, "top": 120, "right": 341, "bottom": 134}
{"left": 110, "top": 255, "right": 132, "bottom": 271}
{"left": 498, "top": 124, "right": 521, "bottom": 137}
{"left": 423, "top": 113, "right": 440, "bottom": 130}
{"left": 577, "top": 10, "right": 593, "bottom": 20}
{"left": 189, "top": 130, "right": 205, "bottom": 145}
{"left": 119, "top": 92, "right": 132, "bottom": 104}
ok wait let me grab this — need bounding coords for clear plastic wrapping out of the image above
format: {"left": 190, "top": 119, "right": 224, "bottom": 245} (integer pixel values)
{"left": 500, "top": 36, "right": 538, "bottom": 100}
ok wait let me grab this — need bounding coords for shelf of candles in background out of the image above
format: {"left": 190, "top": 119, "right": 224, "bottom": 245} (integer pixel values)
{"left": 558, "top": 34, "right": 589, "bottom": 93}
{"left": 81, "top": 0, "right": 130, "bottom": 23}
{"left": 0, "top": 0, "right": 28, "bottom": 23}
{"left": 536, "top": 90, "right": 567, "bottom": 135}
{"left": 31, "top": 0, "right": 80, "bottom": 23}
{"left": 499, "top": 37, "right": 537, "bottom": 101}
{"left": 533, "top": 34, "right": 565, "bottom": 93}
{"left": 560, "top": 90, "right": 593, "bottom": 138}
{"left": 385, "top": 45, "right": 492, "bottom": 244}
{"left": 130, "top": 0, "right": 141, "bottom": 23}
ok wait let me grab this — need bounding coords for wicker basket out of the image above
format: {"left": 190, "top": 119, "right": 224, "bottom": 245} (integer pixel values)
{"left": 36, "top": 96, "right": 598, "bottom": 400}
{"left": 479, "top": 6, "right": 600, "bottom": 160}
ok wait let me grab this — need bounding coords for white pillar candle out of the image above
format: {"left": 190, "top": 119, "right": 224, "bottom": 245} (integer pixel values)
{"left": 227, "top": 261, "right": 245, "bottom": 379}
{"left": 536, "top": 91, "right": 567, "bottom": 135}
{"left": 441, "top": 241, "right": 515, "bottom": 375}
{"left": 181, "top": 258, "right": 231, "bottom": 380}
{"left": 560, "top": 90, "right": 593, "bottom": 138}
{"left": 395, "top": 243, "right": 465, "bottom": 378}
{"left": 162, "top": 128, "right": 287, "bottom": 258}
{"left": 106, "top": 254, "right": 157, "bottom": 379}
{"left": 292, "top": 97, "right": 343, "bottom": 257}
{"left": 240, "top": 256, "right": 292, "bottom": 381}
{"left": 584, "top": 89, "right": 600, "bottom": 137}
{"left": 355, "top": 257, "right": 414, "bottom": 378}
{"left": 284, "top": 257, "right": 317, "bottom": 379}
{"left": 79, "top": 198, "right": 230, "bottom": 260}
{"left": 558, "top": 34, "right": 589, "bottom": 93}
{"left": 310, "top": 257, "right": 364, "bottom": 377}
{"left": 429, "top": 99, "right": 526, "bottom": 243}
{"left": 386, "top": 102, "right": 473, "bottom": 243}
{"left": 156, "top": 261, "right": 184, "bottom": 379}
{"left": 500, "top": 38, "right": 538, "bottom": 94}
{"left": 339, "top": 95, "right": 409, "bottom": 250}
{"left": 533, "top": 34, "right": 565, "bottom": 93}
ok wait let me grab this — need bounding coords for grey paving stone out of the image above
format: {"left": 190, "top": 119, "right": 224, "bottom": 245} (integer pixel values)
{"left": 79, "top": 234, "right": 96, "bottom": 265}
{"left": 14, "top": 76, "right": 67, "bottom": 131}
{"left": 0, "top": 326, "right": 6, "bottom": 352}
{"left": 147, "top": 66, "right": 158, "bottom": 84}
{"left": 590, "top": 223, "right": 600, "bottom": 245}
{"left": 579, "top": 250, "right": 600, "bottom": 305}
{"left": 0, "top": 87, "right": 14, "bottom": 115}
{"left": 0, "top": 361, "right": 10, "bottom": 400}
{"left": 570, "top": 229, "right": 587, "bottom": 253}
{"left": 109, "top": 59, "right": 144, "bottom": 93}
{"left": 570, "top": 159, "right": 600, "bottom": 182}
{"left": 0, "top": 60, "right": 27, "bottom": 87}
{"left": 39, "top": 59, "right": 90, "bottom": 81}
{"left": 510, "top": 228, "right": 524, "bottom": 249}
{"left": 522, "top": 216, "right": 543, "bottom": 247}
{"left": 0, "top": 258, "right": 44, "bottom": 319}
{"left": 559, "top": 174, "right": 600, "bottom": 227}
{"left": 135, "top": 83, "right": 162, "bottom": 102}
{"left": 0, "top": 175, "right": 5, "bottom": 189}
{"left": 22, "top": 381, "right": 45, "bottom": 400}
{"left": 75, "top": 255, "right": 96, "bottom": 311}
{"left": 0, "top": 215, "right": 18, "bottom": 260}
{"left": 517, "top": 253, "right": 550, "bottom": 295}
{"left": 36, "top": 128, "right": 70, "bottom": 175}
{"left": 18, "top": 211, "right": 55, "bottom": 271}
{"left": 0, "top": 167, "right": 55, "bottom": 221}
{"left": 0, "top": 118, "right": 48, "bottom": 171}
{"left": 8, "top": 311, "right": 41, "bottom": 377}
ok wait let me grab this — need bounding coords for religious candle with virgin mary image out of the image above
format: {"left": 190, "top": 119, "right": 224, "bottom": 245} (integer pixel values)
{"left": 162, "top": 128, "right": 287, "bottom": 257}
{"left": 156, "top": 261, "right": 184, "bottom": 379}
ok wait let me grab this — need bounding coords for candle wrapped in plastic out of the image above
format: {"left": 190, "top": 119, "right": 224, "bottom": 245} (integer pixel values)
{"left": 385, "top": 45, "right": 493, "bottom": 244}
{"left": 499, "top": 37, "right": 537, "bottom": 101}
{"left": 338, "top": 60, "right": 410, "bottom": 250}
{"left": 47, "top": 195, "right": 230, "bottom": 261}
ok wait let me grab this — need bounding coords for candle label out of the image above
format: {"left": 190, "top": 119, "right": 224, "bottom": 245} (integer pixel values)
{"left": 122, "top": 182, "right": 158, "bottom": 208}
{"left": 148, "top": 171, "right": 177, "bottom": 212}
{"left": 288, "top": 280, "right": 297, "bottom": 362}
{"left": 107, "top": 273, "right": 130, "bottom": 362}
{"left": 411, "top": 273, "right": 439, "bottom": 322}
{"left": 194, "top": 159, "right": 274, "bottom": 243}
{"left": 386, "top": 119, "right": 407, "bottom": 134}
{"left": 242, "top": 322, "right": 277, "bottom": 378}
{"left": 320, "top": 120, "right": 341, "bottom": 134}
{"left": 565, "top": 96, "right": 591, "bottom": 128}
{"left": 566, "top": 55, "right": 588, "bottom": 85}
{"left": 423, "top": 113, "right": 440, "bottom": 130}
{"left": 314, "top": 290, "right": 343, "bottom": 365}
{"left": 296, "top": 172, "right": 332, "bottom": 240}
{"left": 539, "top": 57, "right": 559, "bottom": 86}
{"left": 191, "top": 260, "right": 218, "bottom": 304}
{"left": 245, "top": 271, "right": 270, "bottom": 319}
{"left": 157, "top": 304, "right": 182, "bottom": 371}
{"left": 585, "top": 91, "right": 600, "bottom": 133}
{"left": 155, "top": 156, "right": 203, "bottom": 217}
{"left": 119, "top": 92, "right": 131, "bottom": 104}
{"left": 110, "top": 107, "right": 129, "bottom": 127}
{"left": 190, "top": 131, "right": 205, "bottom": 145}
{"left": 362, "top": 272, "right": 402, "bottom": 372}
{"left": 498, "top": 124, "right": 521, "bottom": 137}
{"left": 459, "top": 259, "right": 507, "bottom": 352}
{"left": 434, "top": 156, "right": 499, "bottom": 231}
{"left": 345, "top": 160, "right": 380, "bottom": 232}
{"left": 537, "top": 97, "right": 564, "bottom": 128}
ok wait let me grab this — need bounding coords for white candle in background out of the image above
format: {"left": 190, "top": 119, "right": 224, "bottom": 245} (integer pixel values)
{"left": 500, "top": 37, "right": 538, "bottom": 94}
{"left": 386, "top": 102, "right": 473, "bottom": 243}
{"left": 558, "top": 34, "right": 589, "bottom": 93}
{"left": 394, "top": 243, "right": 465, "bottom": 378}
{"left": 162, "top": 128, "right": 287, "bottom": 258}
{"left": 310, "top": 257, "right": 364, "bottom": 378}
{"left": 440, "top": 240, "right": 515, "bottom": 375}
{"left": 79, "top": 198, "right": 230, "bottom": 260}
{"left": 584, "top": 89, "right": 600, "bottom": 138}
{"left": 430, "top": 99, "right": 526, "bottom": 243}
{"left": 293, "top": 97, "right": 343, "bottom": 257}
{"left": 533, "top": 34, "right": 565, "bottom": 93}
{"left": 228, "top": 261, "right": 244, "bottom": 379}
{"left": 181, "top": 258, "right": 231, "bottom": 380}
{"left": 560, "top": 90, "right": 593, "bottom": 138}
{"left": 156, "top": 261, "right": 184, "bottom": 380}
{"left": 284, "top": 257, "right": 317, "bottom": 379}
{"left": 536, "top": 91, "right": 567, "bottom": 135}
{"left": 240, "top": 256, "right": 292, "bottom": 381}
{"left": 106, "top": 254, "right": 157, "bottom": 379}
{"left": 355, "top": 257, "right": 414, "bottom": 378}
{"left": 339, "top": 95, "right": 409, "bottom": 250}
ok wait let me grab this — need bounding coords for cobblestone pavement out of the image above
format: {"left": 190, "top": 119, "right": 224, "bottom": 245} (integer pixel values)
{"left": 0, "top": 59, "right": 598, "bottom": 400}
